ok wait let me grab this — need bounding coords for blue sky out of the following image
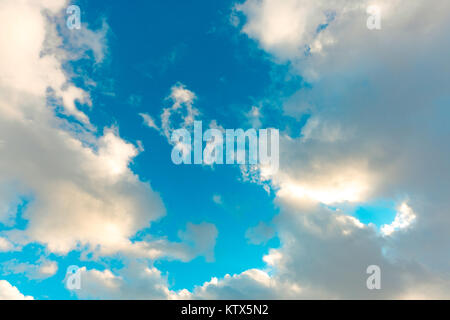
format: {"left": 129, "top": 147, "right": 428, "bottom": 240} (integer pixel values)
{"left": 2, "top": 0, "right": 289, "bottom": 299}
{"left": 1, "top": 0, "right": 449, "bottom": 300}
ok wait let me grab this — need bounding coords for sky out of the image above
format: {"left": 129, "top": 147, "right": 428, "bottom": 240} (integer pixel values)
{"left": 0, "top": 0, "right": 449, "bottom": 300}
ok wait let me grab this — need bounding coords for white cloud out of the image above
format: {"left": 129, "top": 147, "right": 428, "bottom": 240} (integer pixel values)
{"left": 235, "top": 0, "right": 326, "bottom": 60}
{"left": 381, "top": 203, "right": 416, "bottom": 236}
{"left": 0, "top": 237, "right": 17, "bottom": 252}
{"left": 111, "top": 222, "right": 219, "bottom": 263}
{"left": 59, "top": 0, "right": 450, "bottom": 299}
{"left": 0, "top": 0, "right": 164, "bottom": 258}
{"left": 193, "top": 268, "right": 303, "bottom": 299}
{"left": 75, "top": 261, "right": 191, "bottom": 300}
{"left": 191, "top": 203, "right": 450, "bottom": 299}
{"left": 0, "top": 280, "right": 33, "bottom": 300}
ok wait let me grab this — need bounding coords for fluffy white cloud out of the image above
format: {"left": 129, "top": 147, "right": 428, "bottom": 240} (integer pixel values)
{"left": 212, "top": 194, "right": 223, "bottom": 205}
{"left": 0, "top": 280, "right": 33, "bottom": 300}
{"left": 193, "top": 269, "right": 293, "bottom": 300}
{"left": 381, "top": 203, "right": 416, "bottom": 236}
{"left": 235, "top": 0, "right": 329, "bottom": 60}
{"left": 0, "top": 0, "right": 168, "bottom": 258}
{"left": 74, "top": 261, "right": 191, "bottom": 300}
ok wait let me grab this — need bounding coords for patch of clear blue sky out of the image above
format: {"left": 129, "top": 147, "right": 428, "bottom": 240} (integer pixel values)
{"left": 0, "top": 0, "right": 399, "bottom": 298}
{"left": 353, "top": 201, "right": 398, "bottom": 227}
{"left": 329, "top": 199, "right": 398, "bottom": 229}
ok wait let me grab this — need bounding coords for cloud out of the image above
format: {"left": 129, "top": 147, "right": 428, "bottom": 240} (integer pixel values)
{"left": 161, "top": 83, "right": 199, "bottom": 140}
{"left": 0, "top": 237, "right": 17, "bottom": 252}
{"left": 127, "top": 94, "right": 143, "bottom": 107}
{"left": 0, "top": 4, "right": 223, "bottom": 302}
{"left": 139, "top": 113, "right": 159, "bottom": 131}
{"left": 245, "top": 106, "right": 263, "bottom": 129}
{"left": 381, "top": 203, "right": 416, "bottom": 236}
{"left": 2, "top": 257, "right": 58, "bottom": 280}
{"left": 142, "top": 83, "right": 228, "bottom": 169}
{"left": 0, "top": 280, "right": 33, "bottom": 300}
{"left": 109, "top": 222, "right": 219, "bottom": 263}
{"left": 225, "top": 0, "right": 450, "bottom": 298}
{"left": 245, "top": 222, "right": 275, "bottom": 245}
{"left": 178, "top": 222, "right": 219, "bottom": 262}
{"left": 0, "top": 0, "right": 164, "bottom": 258}
{"left": 235, "top": 0, "right": 332, "bottom": 61}
{"left": 75, "top": 261, "right": 191, "bottom": 300}
{"left": 192, "top": 204, "right": 450, "bottom": 299}
{"left": 62, "top": 0, "right": 450, "bottom": 299}
{"left": 71, "top": 222, "right": 218, "bottom": 299}
{"left": 1, "top": 0, "right": 448, "bottom": 300}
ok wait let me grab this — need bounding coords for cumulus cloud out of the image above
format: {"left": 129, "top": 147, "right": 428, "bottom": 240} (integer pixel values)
{"left": 212, "top": 194, "right": 223, "bottom": 205}
{"left": 2, "top": 0, "right": 448, "bottom": 300}
{"left": 381, "top": 203, "right": 416, "bottom": 236}
{"left": 193, "top": 269, "right": 293, "bottom": 300}
{"left": 75, "top": 261, "right": 192, "bottom": 300}
{"left": 65, "top": 0, "right": 450, "bottom": 299}
{"left": 237, "top": 0, "right": 314, "bottom": 57}
{"left": 216, "top": 0, "right": 450, "bottom": 298}
{"left": 0, "top": 280, "right": 33, "bottom": 300}
{"left": 0, "top": 0, "right": 167, "bottom": 257}
{"left": 159, "top": 84, "right": 199, "bottom": 140}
